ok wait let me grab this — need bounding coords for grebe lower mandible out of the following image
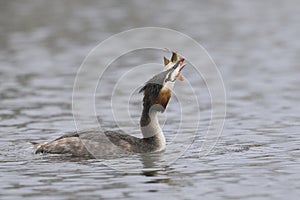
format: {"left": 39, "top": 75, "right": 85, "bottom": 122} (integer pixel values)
{"left": 32, "top": 53, "right": 186, "bottom": 158}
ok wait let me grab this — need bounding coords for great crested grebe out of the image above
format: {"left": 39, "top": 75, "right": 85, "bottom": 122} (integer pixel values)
{"left": 32, "top": 53, "right": 186, "bottom": 158}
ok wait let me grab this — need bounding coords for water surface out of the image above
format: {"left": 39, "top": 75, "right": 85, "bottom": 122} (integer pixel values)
{"left": 0, "top": 0, "right": 299, "bottom": 199}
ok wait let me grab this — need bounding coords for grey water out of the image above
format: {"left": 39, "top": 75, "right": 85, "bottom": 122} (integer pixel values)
{"left": 1, "top": 0, "right": 300, "bottom": 199}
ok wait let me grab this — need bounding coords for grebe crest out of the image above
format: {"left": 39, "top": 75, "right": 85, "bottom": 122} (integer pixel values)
{"left": 32, "top": 54, "right": 186, "bottom": 157}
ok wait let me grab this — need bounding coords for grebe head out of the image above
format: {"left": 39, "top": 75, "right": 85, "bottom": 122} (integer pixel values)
{"left": 139, "top": 59, "right": 186, "bottom": 112}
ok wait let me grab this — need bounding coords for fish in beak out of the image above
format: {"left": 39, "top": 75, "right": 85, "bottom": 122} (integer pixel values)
{"left": 163, "top": 52, "right": 185, "bottom": 81}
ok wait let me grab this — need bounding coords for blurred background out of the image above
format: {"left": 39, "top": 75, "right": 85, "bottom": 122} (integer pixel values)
{"left": 0, "top": 0, "right": 299, "bottom": 199}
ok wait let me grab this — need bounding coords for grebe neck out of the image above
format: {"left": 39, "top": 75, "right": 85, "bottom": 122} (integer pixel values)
{"left": 140, "top": 108, "right": 166, "bottom": 150}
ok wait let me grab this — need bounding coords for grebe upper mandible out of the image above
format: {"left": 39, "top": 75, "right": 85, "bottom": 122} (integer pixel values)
{"left": 32, "top": 53, "right": 186, "bottom": 157}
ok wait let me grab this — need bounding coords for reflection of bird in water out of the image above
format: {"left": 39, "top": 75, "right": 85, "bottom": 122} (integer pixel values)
{"left": 32, "top": 53, "right": 186, "bottom": 158}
